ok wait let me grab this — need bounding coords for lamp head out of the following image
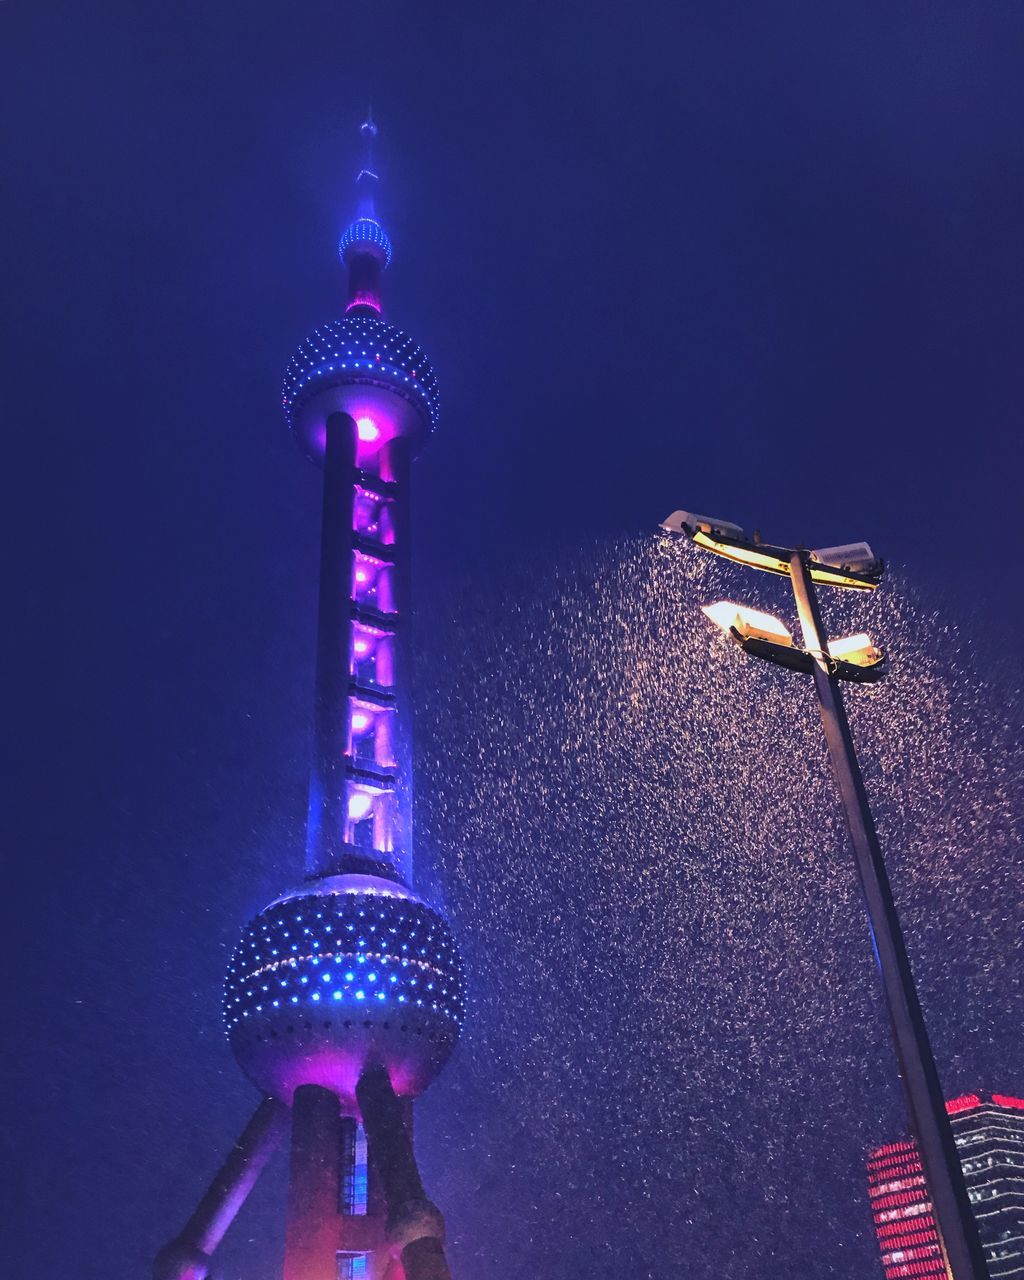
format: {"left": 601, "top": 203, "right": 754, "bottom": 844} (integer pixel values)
{"left": 701, "top": 601, "right": 794, "bottom": 647}
{"left": 827, "top": 633, "right": 885, "bottom": 669}
{"left": 702, "top": 603, "right": 886, "bottom": 681}
{"left": 661, "top": 510, "right": 747, "bottom": 540}
{"left": 810, "top": 542, "right": 883, "bottom": 583}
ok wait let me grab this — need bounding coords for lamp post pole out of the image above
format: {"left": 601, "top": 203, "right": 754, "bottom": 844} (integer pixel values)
{"left": 788, "top": 550, "right": 988, "bottom": 1280}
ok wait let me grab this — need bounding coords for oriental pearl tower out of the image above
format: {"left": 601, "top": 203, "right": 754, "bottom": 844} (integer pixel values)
{"left": 155, "top": 119, "right": 464, "bottom": 1280}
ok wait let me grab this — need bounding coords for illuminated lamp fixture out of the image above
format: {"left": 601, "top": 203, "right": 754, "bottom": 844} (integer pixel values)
{"left": 662, "top": 511, "right": 883, "bottom": 589}
{"left": 356, "top": 416, "right": 379, "bottom": 442}
{"left": 700, "top": 601, "right": 885, "bottom": 682}
{"left": 701, "top": 601, "right": 795, "bottom": 645}
{"left": 662, "top": 504, "right": 985, "bottom": 1280}
{"left": 826, "top": 632, "right": 883, "bottom": 668}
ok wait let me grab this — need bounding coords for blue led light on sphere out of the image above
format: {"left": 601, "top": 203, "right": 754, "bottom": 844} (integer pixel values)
{"left": 339, "top": 217, "right": 393, "bottom": 269}
{"left": 224, "top": 875, "right": 464, "bottom": 1105}
{"left": 283, "top": 314, "right": 439, "bottom": 462}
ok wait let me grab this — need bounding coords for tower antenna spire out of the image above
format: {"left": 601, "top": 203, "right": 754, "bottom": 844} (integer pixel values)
{"left": 356, "top": 109, "right": 379, "bottom": 218}
{"left": 339, "top": 112, "right": 392, "bottom": 314}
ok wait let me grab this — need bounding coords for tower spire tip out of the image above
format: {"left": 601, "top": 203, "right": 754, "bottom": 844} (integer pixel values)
{"left": 339, "top": 108, "right": 392, "bottom": 310}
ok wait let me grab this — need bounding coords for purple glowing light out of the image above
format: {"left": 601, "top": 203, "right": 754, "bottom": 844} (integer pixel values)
{"left": 356, "top": 416, "right": 380, "bottom": 442}
{"left": 353, "top": 555, "right": 391, "bottom": 609}
{"left": 345, "top": 292, "right": 383, "bottom": 315}
{"left": 351, "top": 711, "right": 372, "bottom": 734}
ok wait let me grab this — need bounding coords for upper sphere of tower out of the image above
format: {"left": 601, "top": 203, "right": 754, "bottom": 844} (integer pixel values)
{"left": 339, "top": 217, "right": 393, "bottom": 268}
{"left": 282, "top": 314, "right": 438, "bottom": 462}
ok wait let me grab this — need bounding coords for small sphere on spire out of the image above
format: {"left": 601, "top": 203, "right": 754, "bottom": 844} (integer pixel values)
{"left": 339, "top": 217, "right": 393, "bottom": 269}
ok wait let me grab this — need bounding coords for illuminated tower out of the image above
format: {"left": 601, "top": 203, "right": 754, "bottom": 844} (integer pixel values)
{"left": 155, "top": 119, "right": 464, "bottom": 1280}
{"left": 868, "top": 1092, "right": 1024, "bottom": 1280}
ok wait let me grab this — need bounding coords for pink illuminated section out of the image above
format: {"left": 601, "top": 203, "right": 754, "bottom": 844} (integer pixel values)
{"left": 348, "top": 404, "right": 402, "bottom": 471}
{"left": 350, "top": 624, "right": 394, "bottom": 688}
{"left": 347, "top": 699, "right": 395, "bottom": 770}
{"left": 345, "top": 292, "right": 382, "bottom": 315}
{"left": 353, "top": 489, "right": 395, "bottom": 545}
{"left": 352, "top": 554, "right": 395, "bottom": 612}
{"left": 944, "top": 1094, "right": 982, "bottom": 1114}
{"left": 867, "top": 1138, "right": 944, "bottom": 1280}
{"left": 343, "top": 782, "right": 395, "bottom": 854}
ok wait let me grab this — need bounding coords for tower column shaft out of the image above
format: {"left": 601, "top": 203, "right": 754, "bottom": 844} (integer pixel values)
{"left": 154, "top": 1097, "right": 288, "bottom": 1280}
{"left": 284, "top": 1085, "right": 344, "bottom": 1280}
{"left": 356, "top": 1068, "right": 452, "bottom": 1280}
{"left": 357, "top": 1067, "right": 425, "bottom": 1206}
{"left": 399, "top": 1238, "right": 453, "bottom": 1280}
{"left": 307, "top": 412, "right": 358, "bottom": 877}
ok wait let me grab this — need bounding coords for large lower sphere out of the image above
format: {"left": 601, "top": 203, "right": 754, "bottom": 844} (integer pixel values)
{"left": 282, "top": 314, "right": 438, "bottom": 464}
{"left": 225, "top": 875, "right": 464, "bottom": 1106}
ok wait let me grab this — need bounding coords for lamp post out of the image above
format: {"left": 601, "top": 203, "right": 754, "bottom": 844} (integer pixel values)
{"left": 662, "top": 511, "right": 988, "bottom": 1280}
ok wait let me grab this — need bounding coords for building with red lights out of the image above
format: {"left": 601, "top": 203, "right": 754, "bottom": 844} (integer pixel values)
{"left": 868, "top": 1093, "right": 1024, "bottom": 1280}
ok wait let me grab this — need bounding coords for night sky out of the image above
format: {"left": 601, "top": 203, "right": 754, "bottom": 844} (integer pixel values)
{"left": 4, "top": 5, "right": 1023, "bottom": 1279}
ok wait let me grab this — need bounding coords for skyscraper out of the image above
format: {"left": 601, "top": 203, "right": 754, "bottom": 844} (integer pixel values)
{"left": 868, "top": 1092, "right": 1024, "bottom": 1280}
{"left": 155, "top": 119, "right": 464, "bottom": 1280}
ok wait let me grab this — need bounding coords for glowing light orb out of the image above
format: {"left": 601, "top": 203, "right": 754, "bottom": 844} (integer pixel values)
{"left": 356, "top": 416, "right": 380, "bottom": 442}
{"left": 347, "top": 791, "right": 374, "bottom": 820}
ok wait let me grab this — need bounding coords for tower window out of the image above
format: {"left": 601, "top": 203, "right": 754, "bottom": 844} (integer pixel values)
{"left": 337, "top": 1254, "right": 369, "bottom": 1280}
{"left": 353, "top": 730, "right": 377, "bottom": 765}
{"left": 352, "top": 817, "right": 374, "bottom": 848}
{"left": 340, "top": 1120, "right": 369, "bottom": 1216}
{"left": 352, "top": 554, "right": 395, "bottom": 613}
{"left": 351, "top": 626, "right": 395, "bottom": 688}
{"left": 345, "top": 786, "right": 393, "bottom": 853}
{"left": 349, "top": 701, "right": 395, "bottom": 769}
{"left": 353, "top": 489, "right": 395, "bottom": 545}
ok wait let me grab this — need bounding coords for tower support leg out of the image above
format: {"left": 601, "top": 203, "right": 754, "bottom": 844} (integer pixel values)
{"left": 284, "top": 1084, "right": 344, "bottom": 1280}
{"left": 154, "top": 1096, "right": 288, "bottom": 1280}
{"left": 356, "top": 1067, "right": 452, "bottom": 1280}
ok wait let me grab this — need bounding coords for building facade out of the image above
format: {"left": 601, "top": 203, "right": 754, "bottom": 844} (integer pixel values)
{"left": 868, "top": 1093, "right": 1024, "bottom": 1280}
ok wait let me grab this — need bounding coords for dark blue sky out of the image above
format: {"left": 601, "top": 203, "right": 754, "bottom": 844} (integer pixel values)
{"left": 3, "top": 4, "right": 1023, "bottom": 1279}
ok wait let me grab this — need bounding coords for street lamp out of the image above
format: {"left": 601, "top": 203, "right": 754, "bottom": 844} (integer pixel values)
{"left": 700, "top": 601, "right": 885, "bottom": 681}
{"left": 663, "top": 509, "right": 988, "bottom": 1280}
